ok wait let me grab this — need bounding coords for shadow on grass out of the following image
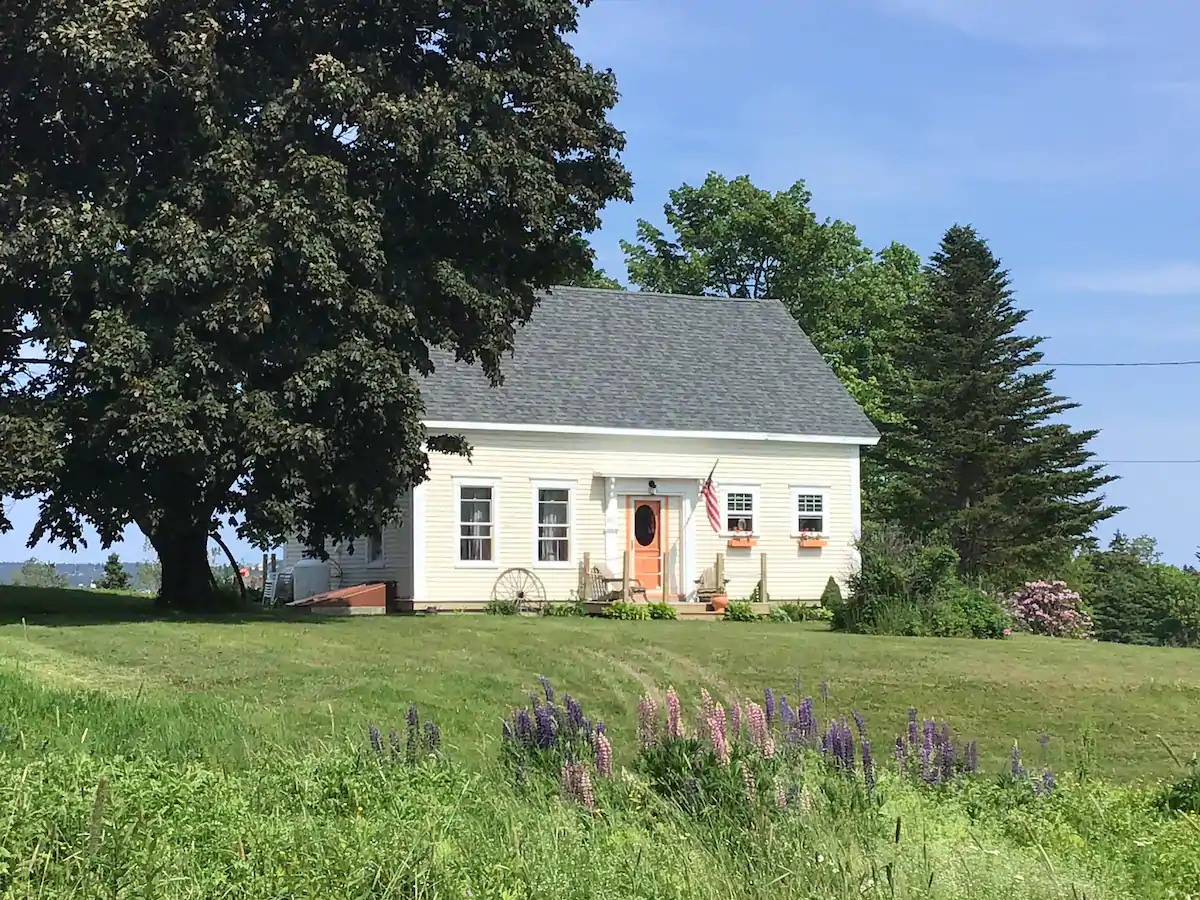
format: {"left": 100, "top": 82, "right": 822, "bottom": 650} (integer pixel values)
{"left": 0, "top": 585, "right": 336, "bottom": 627}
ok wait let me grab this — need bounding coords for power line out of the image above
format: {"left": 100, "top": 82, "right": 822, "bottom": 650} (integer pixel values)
{"left": 1095, "top": 459, "right": 1200, "bottom": 465}
{"left": 1037, "top": 359, "right": 1200, "bottom": 368}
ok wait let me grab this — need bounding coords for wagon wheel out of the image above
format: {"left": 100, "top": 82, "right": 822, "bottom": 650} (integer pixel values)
{"left": 491, "top": 567, "right": 547, "bottom": 614}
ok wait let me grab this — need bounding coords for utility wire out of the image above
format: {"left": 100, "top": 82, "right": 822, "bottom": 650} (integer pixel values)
{"left": 1036, "top": 359, "right": 1200, "bottom": 368}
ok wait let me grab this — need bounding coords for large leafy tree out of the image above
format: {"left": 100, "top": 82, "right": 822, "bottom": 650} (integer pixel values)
{"left": 619, "top": 173, "right": 919, "bottom": 428}
{"left": 883, "top": 225, "right": 1118, "bottom": 579}
{"left": 0, "top": 0, "right": 631, "bottom": 610}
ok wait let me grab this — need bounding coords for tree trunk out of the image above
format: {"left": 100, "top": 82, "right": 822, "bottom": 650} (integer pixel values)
{"left": 151, "top": 526, "right": 215, "bottom": 612}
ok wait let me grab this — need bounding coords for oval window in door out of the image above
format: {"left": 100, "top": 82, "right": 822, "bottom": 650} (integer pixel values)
{"left": 634, "top": 504, "right": 657, "bottom": 547}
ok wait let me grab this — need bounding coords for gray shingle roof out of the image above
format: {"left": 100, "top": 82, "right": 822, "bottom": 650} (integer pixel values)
{"left": 420, "top": 286, "right": 879, "bottom": 441}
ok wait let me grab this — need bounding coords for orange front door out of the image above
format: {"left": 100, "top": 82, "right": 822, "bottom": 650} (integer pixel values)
{"left": 630, "top": 498, "right": 663, "bottom": 591}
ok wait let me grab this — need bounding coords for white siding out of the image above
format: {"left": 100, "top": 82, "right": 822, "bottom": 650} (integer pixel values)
{"left": 420, "top": 430, "right": 862, "bottom": 604}
{"left": 282, "top": 489, "right": 415, "bottom": 595}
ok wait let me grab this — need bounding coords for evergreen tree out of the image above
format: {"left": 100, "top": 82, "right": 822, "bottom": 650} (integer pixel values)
{"left": 97, "top": 552, "right": 132, "bottom": 591}
{"left": 882, "top": 224, "right": 1119, "bottom": 579}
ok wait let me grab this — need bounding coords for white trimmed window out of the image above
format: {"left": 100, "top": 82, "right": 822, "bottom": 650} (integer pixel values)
{"left": 365, "top": 526, "right": 384, "bottom": 566}
{"left": 790, "top": 487, "right": 828, "bottom": 535}
{"left": 458, "top": 482, "right": 497, "bottom": 563}
{"left": 722, "top": 485, "right": 759, "bottom": 534}
{"left": 533, "top": 482, "right": 573, "bottom": 565}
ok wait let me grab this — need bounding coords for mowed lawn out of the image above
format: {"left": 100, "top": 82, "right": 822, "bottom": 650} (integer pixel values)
{"left": 1, "top": 588, "right": 1198, "bottom": 782}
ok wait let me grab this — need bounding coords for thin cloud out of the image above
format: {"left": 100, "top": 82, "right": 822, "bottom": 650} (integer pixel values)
{"left": 1052, "top": 263, "right": 1200, "bottom": 295}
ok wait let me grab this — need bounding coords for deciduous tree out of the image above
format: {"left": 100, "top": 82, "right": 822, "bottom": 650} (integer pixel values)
{"left": 11, "top": 559, "right": 68, "bottom": 589}
{"left": 882, "top": 224, "right": 1118, "bottom": 579}
{"left": 0, "top": 0, "right": 631, "bottom": 610}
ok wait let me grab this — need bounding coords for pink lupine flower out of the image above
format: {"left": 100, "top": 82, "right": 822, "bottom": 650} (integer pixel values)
{"left": 730, "top": 700, "right": 743, "bottom": 739}
{"left": 747, "top": 702, "right": 768, "bottom": 751}
{"left": 761, "top": 732, "right": 776, "bottom": 760}
{"left": 742, "top": 768, "right": 757, "bottom": 805}
{"left": 637, "top": 694, "right": 659, "bottom": 749}
{"left": 595, "top": 731, "right": 614, "bottom": 778}
{"left": 560, "top": 761, "right": 596, "bottom": 810}
{"left": 713, "top": 703, "right": 728, "bottom": 745}
{"left": 700, "top": 688, "right": 715, "bottom": 725}
{"left": 775, "top": 783, "right": 787, "bottom": 809}
{"left": 666, "top": 686, "right": 683, "bottom": 740}
{"left": 708, "top": 713, "right": 731, "bottom": 764}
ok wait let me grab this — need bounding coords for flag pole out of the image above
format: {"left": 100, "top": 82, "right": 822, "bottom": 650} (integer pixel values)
{"left": 682, "top": 458, "right": 719, "bottom": 533}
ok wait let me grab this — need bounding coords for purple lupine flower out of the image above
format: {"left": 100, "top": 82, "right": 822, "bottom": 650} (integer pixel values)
{"left": 368, "top": 723, "right": 383, "bottom": 756}
{"left": 908, "top": 707, "right": 919, "bottom": 748}
{"left": 515, "top": 708, "right": 535, "bottom": 746}
{"left": 565, "top": 695, "right": 584, "bottom": 731}
{"left": 862, "top": 739, "right": 876, "bottom": 794}
{"left": 423, "top": 720, "right": 441, "bottom": 752}
{"left": 841, "top": 718, "right": 856, "bottom": 772}
{"left": 596, "top": 720, "right": 606, "bottom": 735}
{"left": 921, "top": 720, "right": 936, "bottom": 785}
{"left": 796, "top": 698, "right": 817, "bottom": 746}
{"left": 851, "top": 708, "right": 867, "bottom": 739}
{"left": 1039, "top": 768, "right": 1056, "bottom": 795}
{"left": 535, "top": 703, "right": 558, "bottom": 749}
{"left": 938, "top": 736, "right": 956, "bottom": 783}
{"left": 1038, "top": 732, "right": 1050, "bottom": 748}
{"left": 406, "top": 703, "right": 420, "bottom": 762}
{"left": 1010, "top": 742, "right": 1025, "bottom": 778}
{"left": 779, "top": 696, "right": 794, "bottom": 729}
{"left": 764, "top": 688, "right": 776, "bottom": 725}
{"left": 894, "top": 736, "right": 906, "bottom": 776}
{"left": 539, "top": 675, "right": 555, "bottom": 703}
{"left": 389, "top": 728, "right": 401, "bottom": 759}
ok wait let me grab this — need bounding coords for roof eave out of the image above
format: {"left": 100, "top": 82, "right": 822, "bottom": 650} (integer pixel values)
{"left": 422, "top": 419, "right": 880, "bottom": 446}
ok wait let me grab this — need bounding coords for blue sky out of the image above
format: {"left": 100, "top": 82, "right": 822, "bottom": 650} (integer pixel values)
{"left": 2, "top": 0, "right": 1198, "bottom": 566}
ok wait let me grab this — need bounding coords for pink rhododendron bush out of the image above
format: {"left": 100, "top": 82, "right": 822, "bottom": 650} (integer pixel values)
{"left": 1006, "top": 580, "right": 1093, "bottom": 639}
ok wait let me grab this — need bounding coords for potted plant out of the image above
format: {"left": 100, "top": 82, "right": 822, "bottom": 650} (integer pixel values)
{"left": 709, "top": 592, "right": 729, "bottom": 613}
{"left": 797, "top": 531, "right": 828, "bottom": 549}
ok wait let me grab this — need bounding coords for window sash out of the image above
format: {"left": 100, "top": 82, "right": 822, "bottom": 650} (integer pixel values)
{"left": 536, "top": 487, "right": 571, "bottom": 563}
{"left": 366, "top": 529, "right": 384, "bottom": 564}
{"left": 725, "top": 491, "right": 755, "bottom": 533}
{"left": 458, "top": 486, "right": 494, "bottom": 561}
{"left": 795, "top": 493, "right": 825, "bottom": 533}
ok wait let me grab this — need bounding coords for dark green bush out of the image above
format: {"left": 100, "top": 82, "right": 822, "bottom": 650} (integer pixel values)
{"left": 603, "top": 602, "right": 649, "bottom": 621}
{"left": 836, "top": 522, "right": 1009, "bottom": 639}
{"left": 1156, "top": 757, "right": 1200, "bottom": 816}
{"left": 820, "top": 576, "right": 843, "bottom": 607}
{"left": 646, "top": 602, "right": 677, "bottom": 620}
{"left": 1087, "top": 550, "right": 1200, "bottom": 647}
{"left": 722, "top": 601, "right": 757, "bottom": 622}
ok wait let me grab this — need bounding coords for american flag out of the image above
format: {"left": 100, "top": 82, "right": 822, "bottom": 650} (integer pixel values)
{"left": 699, "top": 466, "right": 721, "bottom": 533}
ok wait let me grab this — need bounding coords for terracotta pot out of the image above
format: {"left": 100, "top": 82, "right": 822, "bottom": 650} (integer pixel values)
{"left": 709, "top": 593, "right": 729, "bottom": 613}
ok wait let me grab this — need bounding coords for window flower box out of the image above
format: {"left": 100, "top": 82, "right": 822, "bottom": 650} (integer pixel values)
{"left": 796, "top": 532, "right": 828, "bottom": 549}
{"left": 726, "top": 535, "right": 756, "bottom": 549}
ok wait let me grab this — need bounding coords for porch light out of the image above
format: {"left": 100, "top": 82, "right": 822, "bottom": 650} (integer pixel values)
{"left": 648, "top": 480, "right": 658, "bottom": 496}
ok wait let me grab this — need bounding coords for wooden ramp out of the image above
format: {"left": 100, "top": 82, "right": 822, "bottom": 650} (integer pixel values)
{"left": 287, "top": 583, "right": 388, "bottom": 615}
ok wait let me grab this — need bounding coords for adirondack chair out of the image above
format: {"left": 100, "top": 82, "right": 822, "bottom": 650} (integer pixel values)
{"left": 592, "top": 563, "right": 649, "bottom": 602}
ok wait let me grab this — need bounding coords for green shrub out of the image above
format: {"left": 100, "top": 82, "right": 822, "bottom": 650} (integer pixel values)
{"left": 1156, "top": 756, "right": 1200, "bottom": 816}
{"left": 722, "top": 601, "right": 757, "bottom": 622}
{"left": 543, "top": 601, "right": 586, "bottom": 617}
{"left": 603, "top": 602, "right": 649, "bottom": 620}
{"left": 646, "top": 601, "right": 677, "bottom": 620}
{"left": 819, "top": 576, "right": 842, "bottom": 607}
{"left": 776, "top": 602, "right": 832, "bottom": 622}
{"left": 929, "top": 583, "right": 1011, "bottom": 639}
{"left": 1087, "top": 550, "right": 1200, "bottom": 647}
{"left": 836, "top": 522, "right": 1008, "bottom": 639}
{"left": 486, "top": 597, "right": 521, "bottom": 615}
{"left": 764, "top": 606, "right": 791, "bottom": 623}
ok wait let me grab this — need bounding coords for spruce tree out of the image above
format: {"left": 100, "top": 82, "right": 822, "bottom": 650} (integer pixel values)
{"left": 97, "top": 553, "right": 132, "bottom": 591}
{"left": 883, "top": 224, "right": 1119, "bottom": 579}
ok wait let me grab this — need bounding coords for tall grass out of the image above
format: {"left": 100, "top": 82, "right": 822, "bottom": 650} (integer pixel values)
{"left": 2, "top": 670, "right": 1199, "bottom": 898}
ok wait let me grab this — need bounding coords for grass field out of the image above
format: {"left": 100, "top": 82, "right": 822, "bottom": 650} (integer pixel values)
{"left": 1, "top": 586, "right": 1198, "bottom": 780}
{"left": 3, "top": 587, "right": 1200, "bottom": 899}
